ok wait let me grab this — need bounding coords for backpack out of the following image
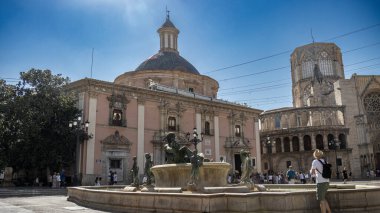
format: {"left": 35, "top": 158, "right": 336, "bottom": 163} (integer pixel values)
{"left": 317, "top": 159, "right": 332, "bottom": 179}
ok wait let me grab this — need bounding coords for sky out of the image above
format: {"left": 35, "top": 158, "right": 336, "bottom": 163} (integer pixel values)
{"left": 0, "top": 0, "right": 380, "bottom": 111}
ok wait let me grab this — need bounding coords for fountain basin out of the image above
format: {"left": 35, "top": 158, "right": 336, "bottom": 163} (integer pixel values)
{"left": 67, "top": 184, "right": 380, "bottom": 213}
{"left": 151, "top": 162, "right": 231, "bottom": 189}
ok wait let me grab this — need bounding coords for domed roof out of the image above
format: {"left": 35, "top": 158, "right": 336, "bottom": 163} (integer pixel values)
{"left": 161, "top": 18, "right": 176, "bottom": 28}
{"left": 135, "top": 51, "right": 200, "bottom": 74}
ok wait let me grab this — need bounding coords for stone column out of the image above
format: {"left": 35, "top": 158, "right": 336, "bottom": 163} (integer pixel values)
{"left": 137, "top": 99, "right": 145, "bottom": 176}
{"left": 214, "top": 116, "right": 220, "bottom": 162}
{"left": 255, "top": 118, "right": 262, "bottom": 173}
{"left": 299, "top": 134, "right": 304, "bottom": 151}
{"left": 290, "top": 139, "right": 293, "bottom": 152}
{"left": 323, "top": 134, "right": 329, "bottom": 150}
{"left": 196, "top": 113, "right": 202, "bottom": 152}
{"left": 311, "top": 133, "right": 316, "bottom": 150}
{"left": 86, "top": 94, "right": 97, "bottom": 175}
{"left": 281, "top": 138, "right": 285, "bottom": 153}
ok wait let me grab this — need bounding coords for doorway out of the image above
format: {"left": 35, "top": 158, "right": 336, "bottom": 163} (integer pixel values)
{"left": 234, "top": 154, "right": 242, "bottom": 177}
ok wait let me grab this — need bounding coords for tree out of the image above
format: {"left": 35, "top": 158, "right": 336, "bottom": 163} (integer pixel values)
{"left": 0, "top": 69, "right": 80, "bottom": 181}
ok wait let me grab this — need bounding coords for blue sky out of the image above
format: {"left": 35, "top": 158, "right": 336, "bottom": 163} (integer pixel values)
{"left": 1, "top": 0, "right": 379, "bottom": 111}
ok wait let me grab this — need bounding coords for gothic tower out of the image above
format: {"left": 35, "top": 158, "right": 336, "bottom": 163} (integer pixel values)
{"left": 290, "top": 43, "right": 344, "bottom": 107}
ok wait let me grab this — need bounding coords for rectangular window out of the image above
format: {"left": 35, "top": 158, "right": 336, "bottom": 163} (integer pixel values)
{"left": 112, "top": 109, "right": 123, "bottom": 126}
{"left": 205, "top": 121, "right": 210, "bottom": 135}
{"left": 251, "top": 158, "right": 256, "bottom": 167}
{"left": 264, "top": 162, "right": 268, "bottom": 170}
{"left": 168, "top": 117, "right": 176, "bottom": 131}
{"left": 110, "top": 159, "right": 121, "bottom": 169}
{"left": 235, "top": 125, "right": 241, "bottom": 137}
{"left": 337, "top": 158, "right": 342, "bottom": 166}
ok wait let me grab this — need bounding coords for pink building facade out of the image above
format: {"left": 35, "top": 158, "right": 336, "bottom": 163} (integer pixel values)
{"left": 67, "top": 15, "right": 262, "bottom": 185}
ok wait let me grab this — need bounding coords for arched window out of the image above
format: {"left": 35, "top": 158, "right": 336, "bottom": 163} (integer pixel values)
{"left": 364, "top": 92, "right": 380, "bottom": 125}
{"left": 275, "top": 114, "right": 281, "bottom": 129}
{"left": 304, "top": 135, "right": 312, "bottom": 151}
{"left": 275, "top": 138, "right": 282, "bottom": 153}
{"left": 292, "top": 136, "right": 300, "bottom": 152}
{"left": 284, "top": 137, "right": 290, "bottom": 152}
{"left": 168, "top": 117, "right": 176, "bottom": 131}
{"left": 316, "top": 134, "right": 324, "bottom": 150}
{"left": 328, "top": 134, "right": 335, "bottom": 150}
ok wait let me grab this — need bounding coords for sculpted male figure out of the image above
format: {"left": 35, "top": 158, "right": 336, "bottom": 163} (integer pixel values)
{"left": 240, "top": 149, "right": 253, "bottom": 184}
{"left": 131, "top": 156, "right": 139, "bottom": 187}
{"left": 189, "top": 150, "right": 204, "bottom": 185}
{"left": 144, "top": 153, "right": 154, "bottom": 185}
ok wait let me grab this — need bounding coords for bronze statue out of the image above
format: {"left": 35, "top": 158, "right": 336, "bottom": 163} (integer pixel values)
{"left": 131, "top": 156, "right": 139, "bottom": 187}
{"left": 144, "top": 153, "right": 154, "bottom": 185}
{"left": 240, "top": 149, "right": 253, "bottom": 184}
{"left": 164, "top": 133, "right": 192, "bottom": 163}
{"left": 189, "top": 150, "right": 204, "bottom": 185}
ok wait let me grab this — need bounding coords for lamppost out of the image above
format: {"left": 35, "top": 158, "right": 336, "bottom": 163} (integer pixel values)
{"left": 186, "top": 128, "right": 204, "bottom": 152}
{"left": 69, "top": 116, "right": 92, "bottom": 186}
{"left": 329, "top": 139, "right": 341, "bottom": 179}
{"left": 263, "top": 136, "right": 276, "bottom": 174}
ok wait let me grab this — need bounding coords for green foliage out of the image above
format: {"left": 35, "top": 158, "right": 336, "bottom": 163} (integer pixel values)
{"left": 0, "top": 69, "right": 80, "bottom": 172}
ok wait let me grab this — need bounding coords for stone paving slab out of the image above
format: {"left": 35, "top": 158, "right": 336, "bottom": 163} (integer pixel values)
{"left": 0, "top": 196, "right": 109, "bottom": 213}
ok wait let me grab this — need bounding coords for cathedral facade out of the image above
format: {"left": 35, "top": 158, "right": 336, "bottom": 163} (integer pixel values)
{"left": 259, "top": 42, "right": 380, "bottom": 178}
{"left": 66, "top": 15, "right": 262, "bottom": 185}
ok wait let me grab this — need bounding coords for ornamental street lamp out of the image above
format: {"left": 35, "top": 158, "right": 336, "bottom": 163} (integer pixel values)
{"left": 263, "top": 136, "right": 276, "bottom": 174}
{"left": 186, "top": 128, "right": 204, "bottom": 153}
{"left": 69, "top": 116, "right": 92, "bottom": 186}
{"left": 329, "top": 139, "right": 341, "bottom": 179}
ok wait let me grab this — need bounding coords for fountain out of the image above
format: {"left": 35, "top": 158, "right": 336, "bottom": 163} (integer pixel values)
{"left": 67, "top": 133, "right": 380, "bottom": 212}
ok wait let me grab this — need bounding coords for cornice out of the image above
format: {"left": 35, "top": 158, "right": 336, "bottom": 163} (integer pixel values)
{"left": 66, "top": 78, "right": 262, "bottom": 115}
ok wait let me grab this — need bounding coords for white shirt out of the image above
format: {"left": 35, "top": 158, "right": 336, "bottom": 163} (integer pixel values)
{"left": 311, "top": 159, "right": 329, "bottom": 183}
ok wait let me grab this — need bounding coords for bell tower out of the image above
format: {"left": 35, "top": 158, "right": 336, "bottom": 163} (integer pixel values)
{"left": 158, "top": 10, "right": 179, "bottom": 53}
{"left": 290, "top": 43, "right": 344, "bottom": 107}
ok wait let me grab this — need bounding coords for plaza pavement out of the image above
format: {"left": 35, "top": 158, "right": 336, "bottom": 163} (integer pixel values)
{"left": 1, "top": 179, "right": 380, "bottom": 213}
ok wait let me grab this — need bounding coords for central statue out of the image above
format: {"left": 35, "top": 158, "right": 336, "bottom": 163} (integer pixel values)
{"left": 164, "top": 133, "right": 192, "bottom": 164}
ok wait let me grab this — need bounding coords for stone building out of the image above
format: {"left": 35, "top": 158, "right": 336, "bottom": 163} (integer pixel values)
{"left": 259, "top": 42, "right": 380, "bottom": 178}
{"left": 66, "top": 15, "right": 262, "bottom": 185}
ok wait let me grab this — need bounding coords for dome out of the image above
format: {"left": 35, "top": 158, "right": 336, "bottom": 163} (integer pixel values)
{"left": 135, "top": 51, "right": 200, "bottom": 74}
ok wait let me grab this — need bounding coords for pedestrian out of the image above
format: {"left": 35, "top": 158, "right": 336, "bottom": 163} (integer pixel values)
{"left": 56, "top": 172, "right": 61, "bottom": 188}
{"left": 342, "top": 167, "right": 348, "bottom": 184}
{"left": 310, "top": 149, "right": 332, "bottom": 213}
{"left": 286, "top": 166, "right": 296, "bottom": 184}
{"left": 60, "top": 170, "right": 66, "bottom": 187}
{"left": 95, "top": 177, "right": 99, "bottom": 186}
{"left": 34, "top": 177, "right": 39, "bottom": 187}
{"left": 299, "top": 172, "right": 306, "bottom": 184}
{"left": 268, "top": 174, "right": 273, "bottom": 184}
{"left": 48, "top": 174, "right": 52, "bottom": 187}
{"left": 52, "top": 173, "right": 57, "bottom": 188}
{"left": 109, "top": 170, "right": 114, "bottom": 185}
{"left": 113, "top": 172, "right": 118, "bottom": 185}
